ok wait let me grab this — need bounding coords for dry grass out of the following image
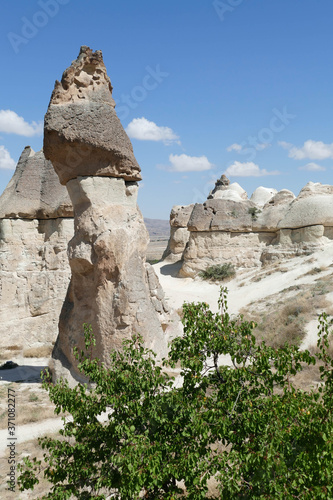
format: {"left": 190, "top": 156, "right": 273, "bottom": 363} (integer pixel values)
{"left": 1, "top": 344, "right": 53, "bottom": 360}
{"left": 291, "top": 362, "right": 323, "bottom": 392}
{"left": 0, "top": 384, "right": 64, "bottom": 430}
{"left": 23, "top": 346, "right": 53, "bottom": 358}
{"left": 0, "top": 437, "right": 53, "bottom": 499}
{"left": 240, "top": 279, "right": 333, "bottom": 349}
{"left": 244, "top": 297, "right": 308, "bottom": 347}
{"left": 0, "top": 346, "right": 22, "bottom": 360}
{"left": 0, "top": 385, "right": 63, "bottom": 498}
{"left": 303, "top": 266, "right": 324, "bottom": 276}
{"left": 0, "top": 381, "right": 69, "bottom": 499}
{"left": 0, "top": 433, "right": 77, "bottom": 499}
{"left": 286, "top": 334, "right": 333, "bottom": 392}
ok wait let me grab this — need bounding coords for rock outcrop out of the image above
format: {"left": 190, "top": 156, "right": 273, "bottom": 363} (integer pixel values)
{"left": 44, "top": 46, "right": 141, "bottom": 185}
{"left": 250, "top": 186, "right": 278, "bottom": 207}
{"left": 0, "top": 147, "right": 73, "bottom": 351}
{"left": 208, "top": 175, "right": 247, "bottom": 202}
{"left": 162, "top": 204, "right": 194, "bottom": 262}
{"left": 45, "top": 46, "right": 169, "bottom": 383}
{"left": 178, "top": 177, "right": 333, "bottom": 277}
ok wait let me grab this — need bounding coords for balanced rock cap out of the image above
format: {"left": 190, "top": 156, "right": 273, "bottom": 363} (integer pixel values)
{"left": 44, "top": 46, "right": 141, "bottom": 185}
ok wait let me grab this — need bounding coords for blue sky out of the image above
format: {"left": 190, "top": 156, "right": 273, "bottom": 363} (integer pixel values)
{"left": 1, "top": 0, "right": 333, "bottom": 219}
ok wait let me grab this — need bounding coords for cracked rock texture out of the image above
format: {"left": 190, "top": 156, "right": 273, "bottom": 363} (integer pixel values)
{"left": 0, "top": 146, "right": 72, "bottom": 219}
{"left": 0, "top": 148, "right": 74, "bottom": 350}
{"left": 44, "top": 46, "right": 141, "bottom": 185}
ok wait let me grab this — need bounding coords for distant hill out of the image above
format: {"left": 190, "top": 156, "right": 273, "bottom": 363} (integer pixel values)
{"left": 144, "top": 218, "right": 170, "bottom": 241}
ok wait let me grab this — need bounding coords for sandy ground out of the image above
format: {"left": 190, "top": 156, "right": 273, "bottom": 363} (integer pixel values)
{"left": 154, "top": 242, "right": 333, "bottom": 346}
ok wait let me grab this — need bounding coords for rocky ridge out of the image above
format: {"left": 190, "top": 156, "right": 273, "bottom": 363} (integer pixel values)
{"left": 163, "top": 175, "right": 333, "bottom": 277}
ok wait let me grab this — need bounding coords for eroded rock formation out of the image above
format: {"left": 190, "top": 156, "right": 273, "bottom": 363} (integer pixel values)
{"left": 44, "top": 46, "right": 141, "bottom": 185}
{"left": 162, "top": 204, "right": 194, "bottom": 262}
{"left": 176, "top": 177, "right": 333, "bottom": 277}
{"left": 0, "top": 147, "right": 73, "bottom": 351}
{"left": 45, "top": 46, "right": 169, "bottom": 383}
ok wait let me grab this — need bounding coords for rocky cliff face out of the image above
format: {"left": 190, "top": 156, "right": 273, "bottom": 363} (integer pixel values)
{"left": 44, "top": 46, "right": 169, "bottom": 383}
{"left": 172, "top": 176, "right": 333, "bottom": 277}
{"left": 0, "top": 147, "right": 73, "bottom": 351}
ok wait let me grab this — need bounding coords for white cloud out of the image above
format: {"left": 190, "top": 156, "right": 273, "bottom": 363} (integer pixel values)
{"left": 227, "top": 143, "right": 243, "bottom": 152}
{"left": 0, "top": 110, "right": 43, "bottom": 137}
{"left": 166, "top": 154, "right": 214, "bottom": 172}
{"left": 298, "top": 162, "right": 326, "bottom": 172}
{"left": 0, "top": 146, "right": 16, "bottom": 170}
{"left": 126, "top": 117, "right": 180, "bottom": 145}
{"left": 256, "top": 143, "right": 270, "bottom": 151}
{"left": 227, "top": 142, "right": 270, "bottom": 153}
{"left": 278, "top": 141, "right": 292, "bottom": 150}
{"left": 279, "top": 140, "right": 333, "bottom": 160}
{"left": 224, "top": 161, "right": 280, "bottom": 177}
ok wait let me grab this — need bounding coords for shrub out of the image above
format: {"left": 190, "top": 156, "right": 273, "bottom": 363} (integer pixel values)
{"left": 23, "top": 345, "right": 53, "bottom": 358}
{"left": 248, "top": 206, "right": 261, "bottom": 220}
{"left": 199, "top": 262, "right": 236, "bottom": 281}
{"left": 18, "top": 290, "right": 333, "bottom": 499}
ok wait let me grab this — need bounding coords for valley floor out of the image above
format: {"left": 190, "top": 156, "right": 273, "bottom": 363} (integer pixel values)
{"left": 2, "top": 242, "right": 333, "bottom": 498}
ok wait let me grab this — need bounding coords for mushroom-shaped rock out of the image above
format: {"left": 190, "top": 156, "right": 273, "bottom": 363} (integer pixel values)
{"left": 208, "top": 174, "right": 230, "bottom": 198}
{"left": 208, "top": 175, "right": 247, "bottom": 201}
{"left": 45, "top": 47, "right": 169, "bottom": 384}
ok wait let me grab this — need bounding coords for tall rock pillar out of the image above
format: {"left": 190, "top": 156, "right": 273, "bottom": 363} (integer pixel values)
{"left": 44, "top": 46, "right": 168, "bottom": 383}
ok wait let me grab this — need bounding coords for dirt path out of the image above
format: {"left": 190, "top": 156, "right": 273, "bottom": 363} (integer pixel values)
{"left": 0, "top": 409, "right": 113, "bottom": 458}
{"left": 0, "top": 417, "right": 67, "bottom": 456}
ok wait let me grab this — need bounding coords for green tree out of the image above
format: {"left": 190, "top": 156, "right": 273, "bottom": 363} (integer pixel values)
{"left": 18, "top": 289, "right": 333, "bottom": 499}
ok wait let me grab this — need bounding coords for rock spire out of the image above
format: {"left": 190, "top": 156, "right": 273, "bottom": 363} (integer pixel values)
{"left": 44, "top": 47, "right": 168, "bottom": 383}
